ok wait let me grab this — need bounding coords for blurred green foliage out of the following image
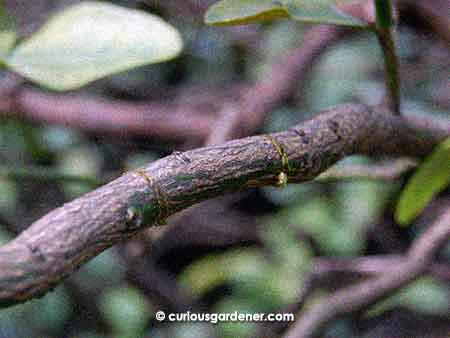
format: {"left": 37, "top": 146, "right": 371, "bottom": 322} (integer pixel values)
{"left": 396, "top": 138, "right": 450, "bottom": 225}
{"left": 100, "top": 287, "right": 153, "bottom": 338}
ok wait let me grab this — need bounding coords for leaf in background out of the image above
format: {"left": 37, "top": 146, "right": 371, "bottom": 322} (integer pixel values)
{"left": 204, "top": 0, "right": 289, "bottom": 26}
{"left": 399, "top": 277, "right": 450, "bottom": 315}
{"left": 179, "top": 249, "right": 265, "bottom": 298}
{"left": 367, "top": 277, "right": 450, "bottom": 317}
{"left": 99, "top": 287, "right": 151, "bottom": 338}
{"left": 396, "top": 138, "right": 450, "bottom": 226}
{"left": 285, "top": 0, "right": 367, "bottom": 27}
{"left": 205, "top": 0, "right": 368, "bottom": 27}
{"left": 5, "top": 2, "right": 183, "bottom": 90}
{"left": 0, "top": 1, "right": 16, "bottom": 59}
{"left": 28, "top": 286, "right": 73, "bottom": 333}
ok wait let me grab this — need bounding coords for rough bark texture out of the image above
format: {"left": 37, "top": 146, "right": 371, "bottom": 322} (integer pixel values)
{"left": 0, "top": 103, "right": 449, "bottom": 307}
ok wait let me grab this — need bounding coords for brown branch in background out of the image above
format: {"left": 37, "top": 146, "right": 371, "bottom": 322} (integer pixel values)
{"left": 236, "top": 25, "right": 346, "bottom": 138}
{"left": 205, "top": 103, "right": 242, "bottom": 146}
{"left": 256, "top": 241, "right": 450, "bottom": 338}
{"left": 260, "top": 200, "right": 450, "bottom": 337}
{"left": 0, "top": 103, "right": 448, "bottom": 307}
{"left": 312, "top": 255, "right": 450, "bottom": 282}
{"left": 283, "top": 203, "right": 450, "bottom": 338}
{"left": 0, "top": 87, "right": 215, "bottom": 142}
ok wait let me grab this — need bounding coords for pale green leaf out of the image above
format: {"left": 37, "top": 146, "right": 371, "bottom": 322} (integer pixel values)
{"left": 6, "top": 2, "right": 183, "bottom": 91}
{"left": 285, "top": 0, "right": 367, "bottom": 27}
{"left": 205, "top": 0, "right": 289, "bottom": 26}
{"left": 0, "top": 2, "right": 16, "bottom": 59}
{"left": 396, "top": 138, "right": 450, "bottom": 226}
{"left": 204, "top": 0, "right": 368, "bottom": 27}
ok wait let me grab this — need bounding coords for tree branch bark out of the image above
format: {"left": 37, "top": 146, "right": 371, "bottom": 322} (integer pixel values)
{"left": 0, "top": 103, "right": 448, "bottom": 307}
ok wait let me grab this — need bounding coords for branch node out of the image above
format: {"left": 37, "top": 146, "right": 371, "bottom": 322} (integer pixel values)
{"left": 263, "top": 135, "right": 291, "bottom": 187}
{"left": 132, "top": 170, "right": 169, "bottom": 226}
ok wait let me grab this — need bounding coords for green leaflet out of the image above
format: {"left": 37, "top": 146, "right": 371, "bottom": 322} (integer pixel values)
{"left": 205, "top": 0, "right": 368, "bottom": 28}
{"left": 5, "top": 2, "right": 183, "bottom": 91}
{"left": 396, "top": 138, "right": 450, "bottom": 226}
{"left": 205, "top": 0, "right": 289, "bottom": 26}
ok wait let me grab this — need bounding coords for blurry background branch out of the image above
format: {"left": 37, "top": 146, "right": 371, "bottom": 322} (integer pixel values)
{"left": 284, "top": 203, "right": 450, "bottom": 338}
